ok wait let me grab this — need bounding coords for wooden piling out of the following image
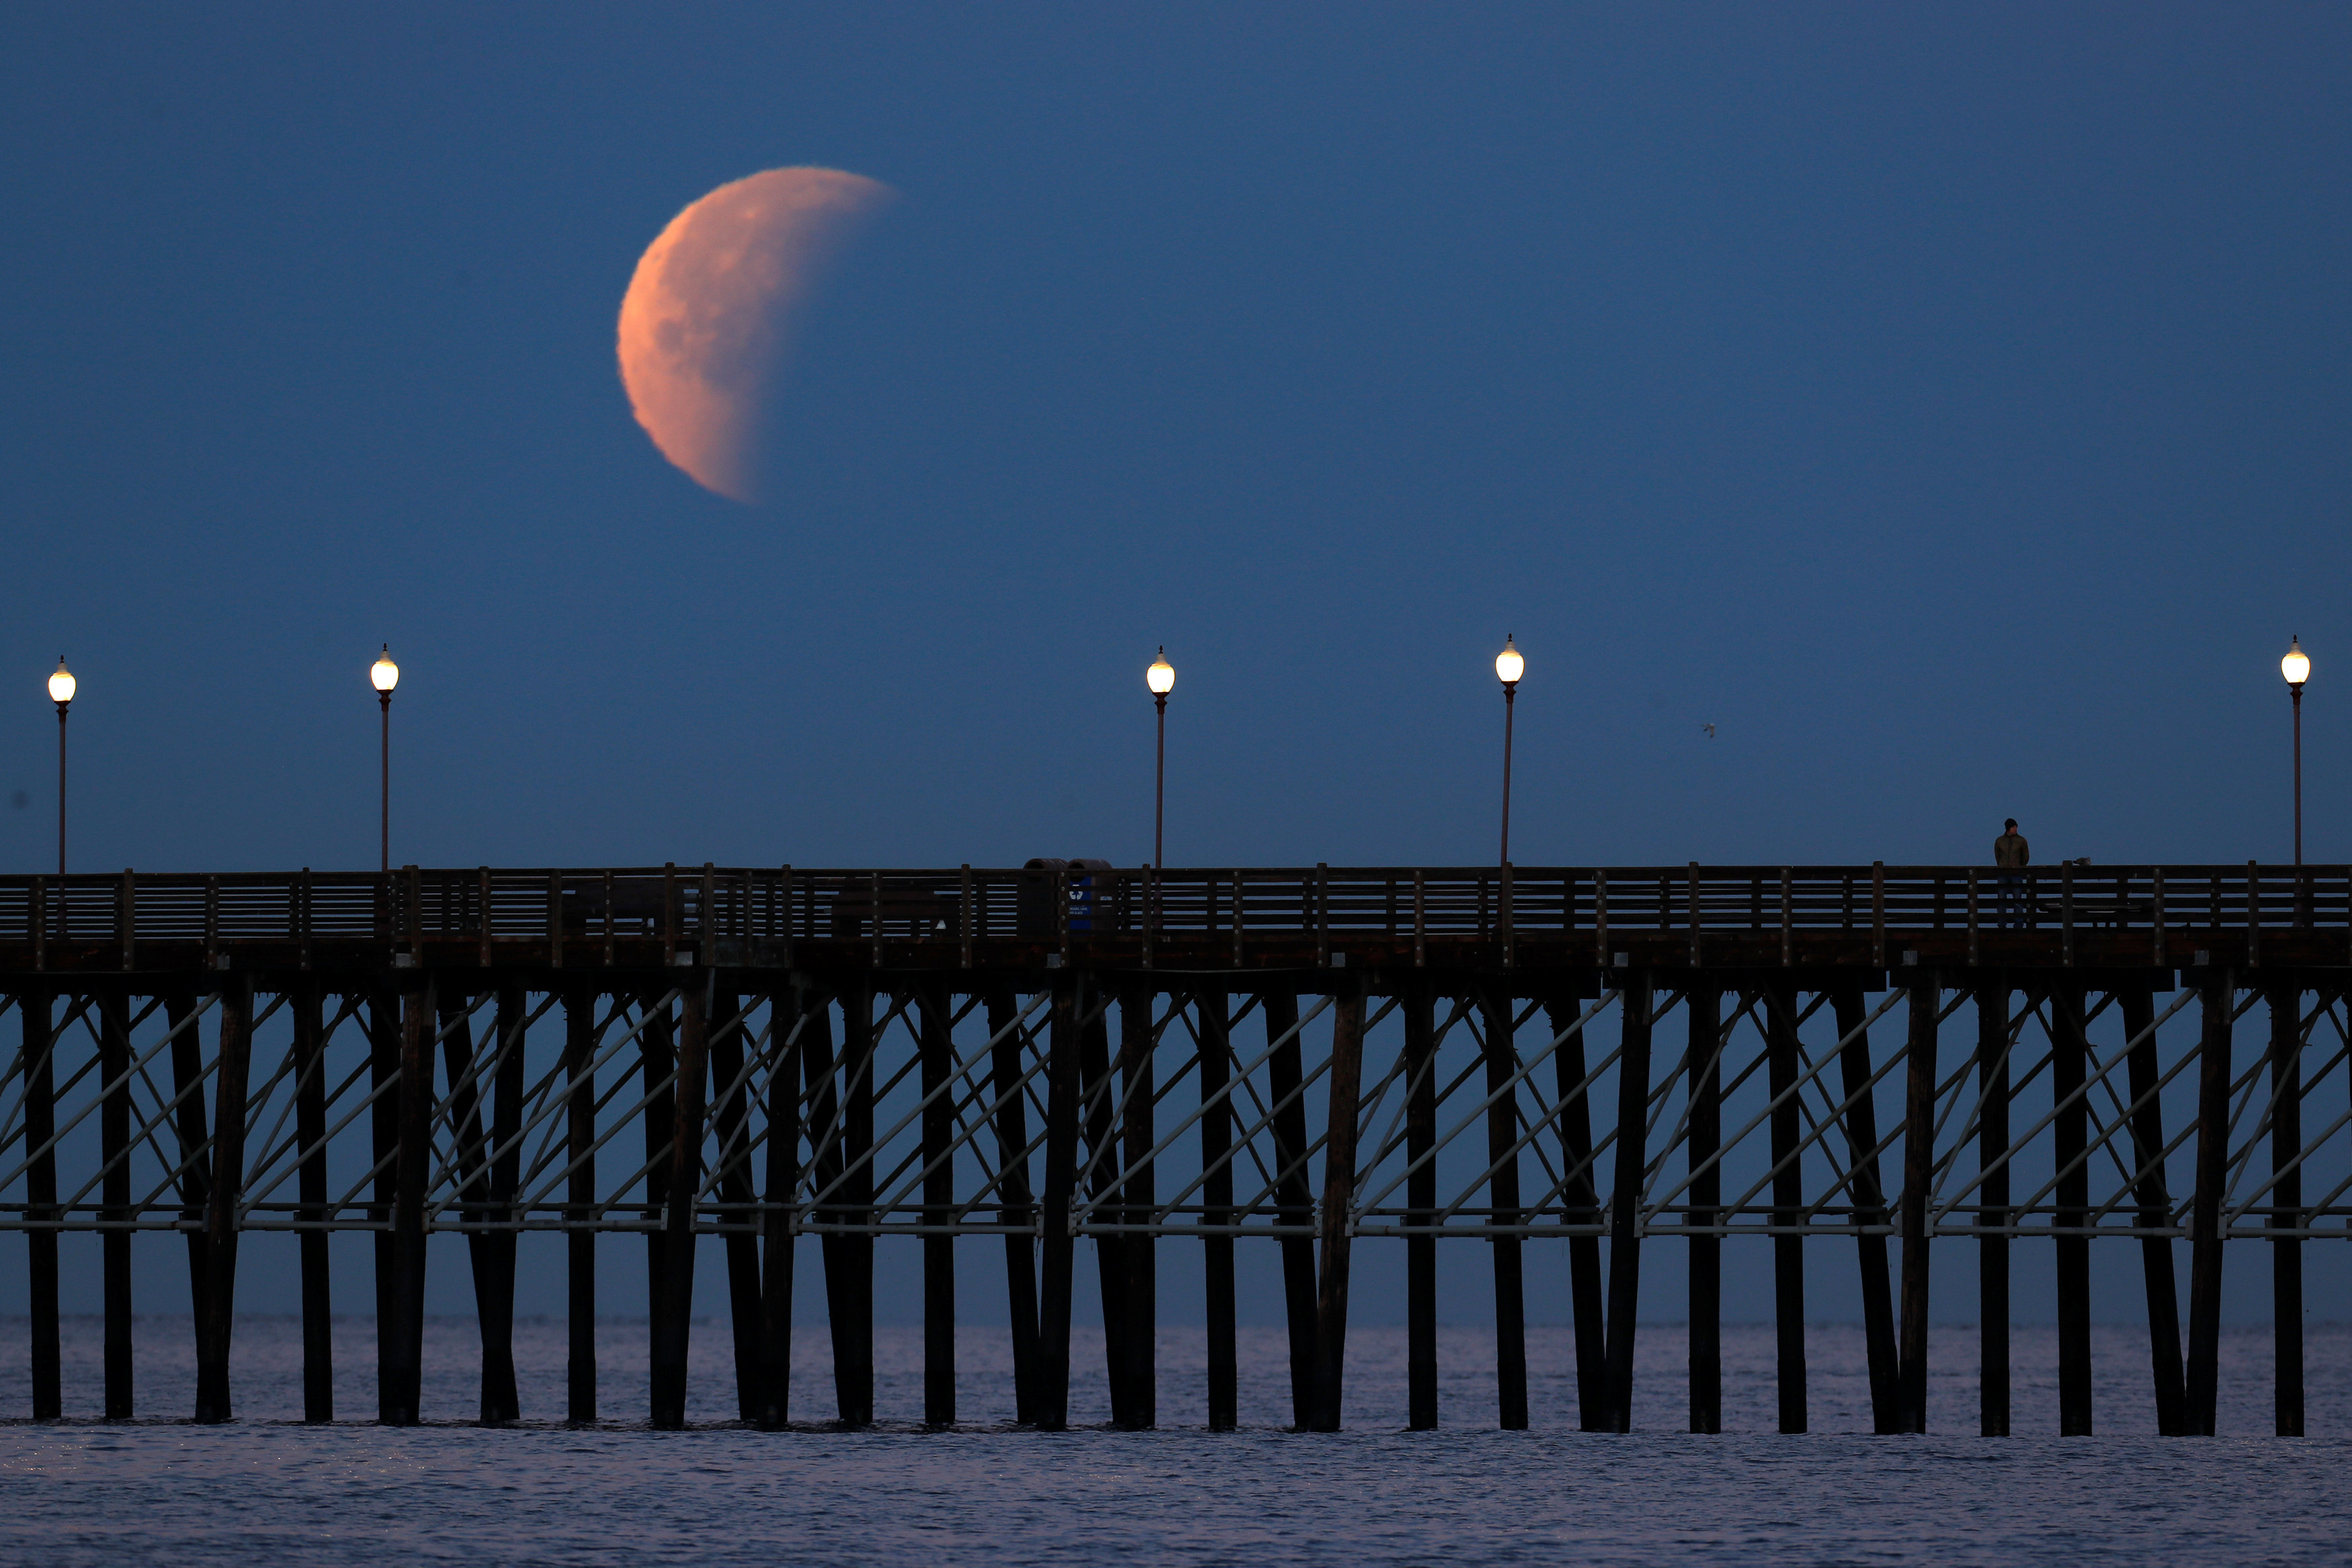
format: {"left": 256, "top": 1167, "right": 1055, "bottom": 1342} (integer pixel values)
{"left": 99, "top": 990, "right": 132, "bottom": 1420}
{"left": 2185, "top": 971, "right": 2234, "bottom": 1436}
{"left": 1195, "top": 986, "right": 1237, "bottom": 1432}
{"left": 1479, "top": 984, "right": 1530, "bottom": 1430}
{"left": 368, "top": 984, "right": 402, "bottom": 1424}
{"left": 2267, "top": 980, "right": 2303, "bottom": 1437}
{"left": 1036, "top": 976, "right": 1083, "bottom": 1430}
{"left": 1603, "top": 974, "right": 1653, "bottom": 1432}
{"left": 2119, "top": 983, "right": 2186, "bottom": 1436}
{"left": 1831, "top": 987, "right": 1897, "bottom": 1434}
{"left": 799, "top": 996, "right": 862, "bottom": 1426}
{"left": 1548, "top": 996, "right": 1608, "bottom": 1432}
{"left": 195, "top": 975, "right": 253, "bottom": 1424}
{"left": 385, "top": 976, "right": 434, "bottom": 1426}
{"left": 1765, "top": 985, "right": 1806, "bottom": 1433}
{"left": 2051, "top": 981, "right": 2093, "bottom": 1435}
{"left": 294, "top": 984, "right": 333, "bottom": 1424}
{"left": 1079, "top": 993, "right": 1132, "bottom": 1422}
{"left": 1117, "top": 984, "right": 1158, "bottom": 1430}
{"left": 835, "top": 983, "right": 876, "bottom": 1426}
{"left": 650, "top": 977, "right": 710, "bottom": 1430}
{"left": 1976, "top": 979, "right": 2011, "bottom": 1436}
{"left": 757, "top": 988, "right": 803, "bottom": 1429}
{"left": 1264, "top": 990, "right": 1321, "bottom": 1430}
{"left": 563, "top": 986, "right": 597, "bottom": 1424}
{"left": 484, "top": 982, "right": 526, "bottom": 1423}
{"left": 708, "top": 990, "right": 765, "bottom": 1424}
{"left": 1896, "top": 975, "right": 1938, "bottom": 1434}
{"left": 1684, "top": 987, "right": 1721, "bottom": 1434}
{"left": 1309, "top": 984, "right": 1366, "bottom": 1432}
{"left": 1405, "top": 987, "right": 1438, "bottom": 1430}
{"left": 437, "top": 992, "right": 509, "bottom": 1424}
{"left": 22, "top": 991, "right": 59, "bottom": 1420}
{"left": 986, "top": 987, "right": 1042, "bottom": 1425}
{"left": 919, "top": 984, "right": 958, "bottom": 1427}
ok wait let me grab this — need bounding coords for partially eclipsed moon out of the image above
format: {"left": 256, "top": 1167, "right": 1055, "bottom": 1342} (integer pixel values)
{"left": 617, "top": 167, "right": 893, "bottom": 503}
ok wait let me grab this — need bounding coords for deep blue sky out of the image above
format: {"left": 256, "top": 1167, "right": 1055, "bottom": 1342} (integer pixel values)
{"left": 4, "top": 4, "right": 2348, "bottom": 877}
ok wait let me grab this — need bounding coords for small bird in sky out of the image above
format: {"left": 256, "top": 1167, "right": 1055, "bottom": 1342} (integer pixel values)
{"left": 1701, "top": 723, "right": 1717, "bottom": 739}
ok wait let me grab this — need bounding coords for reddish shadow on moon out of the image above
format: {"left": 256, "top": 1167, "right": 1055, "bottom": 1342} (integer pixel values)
{"left": 617, "top": 166, "right": 894, "bottom": 504}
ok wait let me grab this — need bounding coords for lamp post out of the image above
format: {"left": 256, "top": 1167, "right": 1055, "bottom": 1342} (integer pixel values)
{"left": 48, "top": 658, "right": 75, "bottom": 879}
{"left": 1495, "top": 635, "right": 1523, "bottom": 865}
{"left": 372, "top": 645, "right": 400, "bottom": 875}
{"left": 1147, "top": 648, "right": 1175, "bottom": 869}
{"left": 2283, "top": 636, "right": 2310, "bottom": 865}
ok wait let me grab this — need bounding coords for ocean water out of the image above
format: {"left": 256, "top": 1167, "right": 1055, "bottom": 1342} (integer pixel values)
{"left": 1, "top": 1317, "right": 2347, "bottom": 1564}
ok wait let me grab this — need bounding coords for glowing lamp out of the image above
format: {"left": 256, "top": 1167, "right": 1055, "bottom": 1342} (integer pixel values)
{"left": 1146, "top": 648, "right": 1175, "bottom": 697}
{"left": 1495, "top": 635, "right": 1523, "bottom": 689}
{"left": 2283, "top": 636, "right": 2310, "bottom": 691}
{"left": 47, "top": 657, "right": 75, "bottom": 707}
{"left": 371, "top": 645, "right": 401, "bottom": 695}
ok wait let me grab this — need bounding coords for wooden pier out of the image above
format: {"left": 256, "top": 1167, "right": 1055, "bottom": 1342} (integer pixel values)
{"left": 2, "top": 860, "right": 2346, "bottom": 1433}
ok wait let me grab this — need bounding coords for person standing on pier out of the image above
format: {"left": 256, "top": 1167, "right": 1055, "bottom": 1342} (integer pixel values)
{"left": 1994, "top": 818, "right": 2030, "bottom": 928}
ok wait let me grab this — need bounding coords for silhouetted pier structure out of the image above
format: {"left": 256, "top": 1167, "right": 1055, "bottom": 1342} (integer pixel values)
{"left": 3, "top": 861, "right": 2347, "bottom": 1435}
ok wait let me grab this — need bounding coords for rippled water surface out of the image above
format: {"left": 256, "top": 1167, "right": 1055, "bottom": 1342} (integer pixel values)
{"left": 1, "top": 1317, "right": 2347, "bottom": 1565}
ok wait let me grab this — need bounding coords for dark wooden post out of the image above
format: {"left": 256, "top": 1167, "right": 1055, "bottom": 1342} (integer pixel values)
{"left": 650, "top": 976, "right": 710, "bottom": 1430}
{"left": 368, "top": 984, "right": 402, "bottom": 1424}
{"left": 1548, "top": 995, "right": 1608, "bottom": 1432}
{"left": 637, "top": 988, "right": 677, "bottom": 1422}
{"left": 987, "top": 988, "right": 1042, "bottom": 1424}
{"left": 294, "top": 984, "right": 333, "bottom": 1423}
{"left": 800, "top": 996, "right": 859, "bottom": 1425}
{"left": 1404, "top": 986, "right": 1439, "bottom": 1430}
{"left": 22, "top": 990, "right": 59, "bottom": 1420}
{"left": 1309, "top": 984, "right": 1367, "bottom": 1431}
{"left": 1831, "top": 987, "right": 1897, "bottom": 1434}
{"left": 562, "top": 986, "right": 597, "bottom": 1424}
{"left": 482, "top": 982, "right": 526, "bottom": 1424}
{"left": 100, "top": 990, "right": 133, "bottom": 1419}
{"left": 1976, "top": 979, "right": 2011, "bottom": 1436}
{"left": 2185, "top": 971, "right": 2234, "bottom": 1436}
{"left": 919, "top": 984, "right": 958, "bottom": 1427}
{"left": 385, "top": 975, "right": 434, "bottom": 1426}
{"left": 2267, "top": 980, "right": 2303, "bottom": 1437}
{"left": 1195, "top": 986, "right": 1238, "bottom": 1431}
{"left": 160, "top": 991, "right": 207, "bottom": 1379}
{"left": 2051, "top": 980, "right": 2093, "bottom": 1435}
{"left": 1079, "top": 991, "right": 1132, "bottom": 1420}
{"left": 835, "top": 982, "right": 876, "bottom": 1426}
{"left": 708, "top": 990, "right": 765, "bottom": 1423}
{"left": 195, "top": 975, "right": 253, "bottom": 1424}
{"left": 1685, "top": 986, "right": 1721, "bottom": 1434}
{"left": 1765, "top": 985, "right": 1806, "bottom": 1433}
{"left": 1264, "top": 989, "right": 1321, "bottom": 1430}
{"left": 1479, "top": 984, "right": 1530, "bottom": 1430}
{"left": 1603, "top": 974, "right": 1653, "bottom": 1432}
{"left": 757, "top": 988, "right": 802, "bottom": 1429}
{"left": 1118, "top": 984, "right": 1158, "bottom": 1429}
{"left": 1896, "top": 974, "right": 1939, "bottom": 1434}
{"left": 1036, "top": 975, "right": 1083, "bottom": 1431}
{"left": 436, "top": 992, "right": 503, "bottom": 1424}
{"left": 2120, "top": 982, "right": 2186, "bottom": 1436}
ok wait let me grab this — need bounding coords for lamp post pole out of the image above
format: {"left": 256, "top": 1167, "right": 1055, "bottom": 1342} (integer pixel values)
{"left": 2283, "top": 636, "right": 2310, "bottom": 865}
{"left": 48, "top": 658, "right": 75, "bottom": 879}
{"left": 1495, "top": 636, "right": 1523, "bottom": 866}
{"left": 372, "top": 646, "right": 401, "bottom": 875}
{"left": 1147, "top": 649, "right": 1175, "bottom": 870}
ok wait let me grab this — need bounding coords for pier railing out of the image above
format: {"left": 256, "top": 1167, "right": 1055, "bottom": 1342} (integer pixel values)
{"left": 4, "top": 861, "right": 2347, "bottom": 963}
